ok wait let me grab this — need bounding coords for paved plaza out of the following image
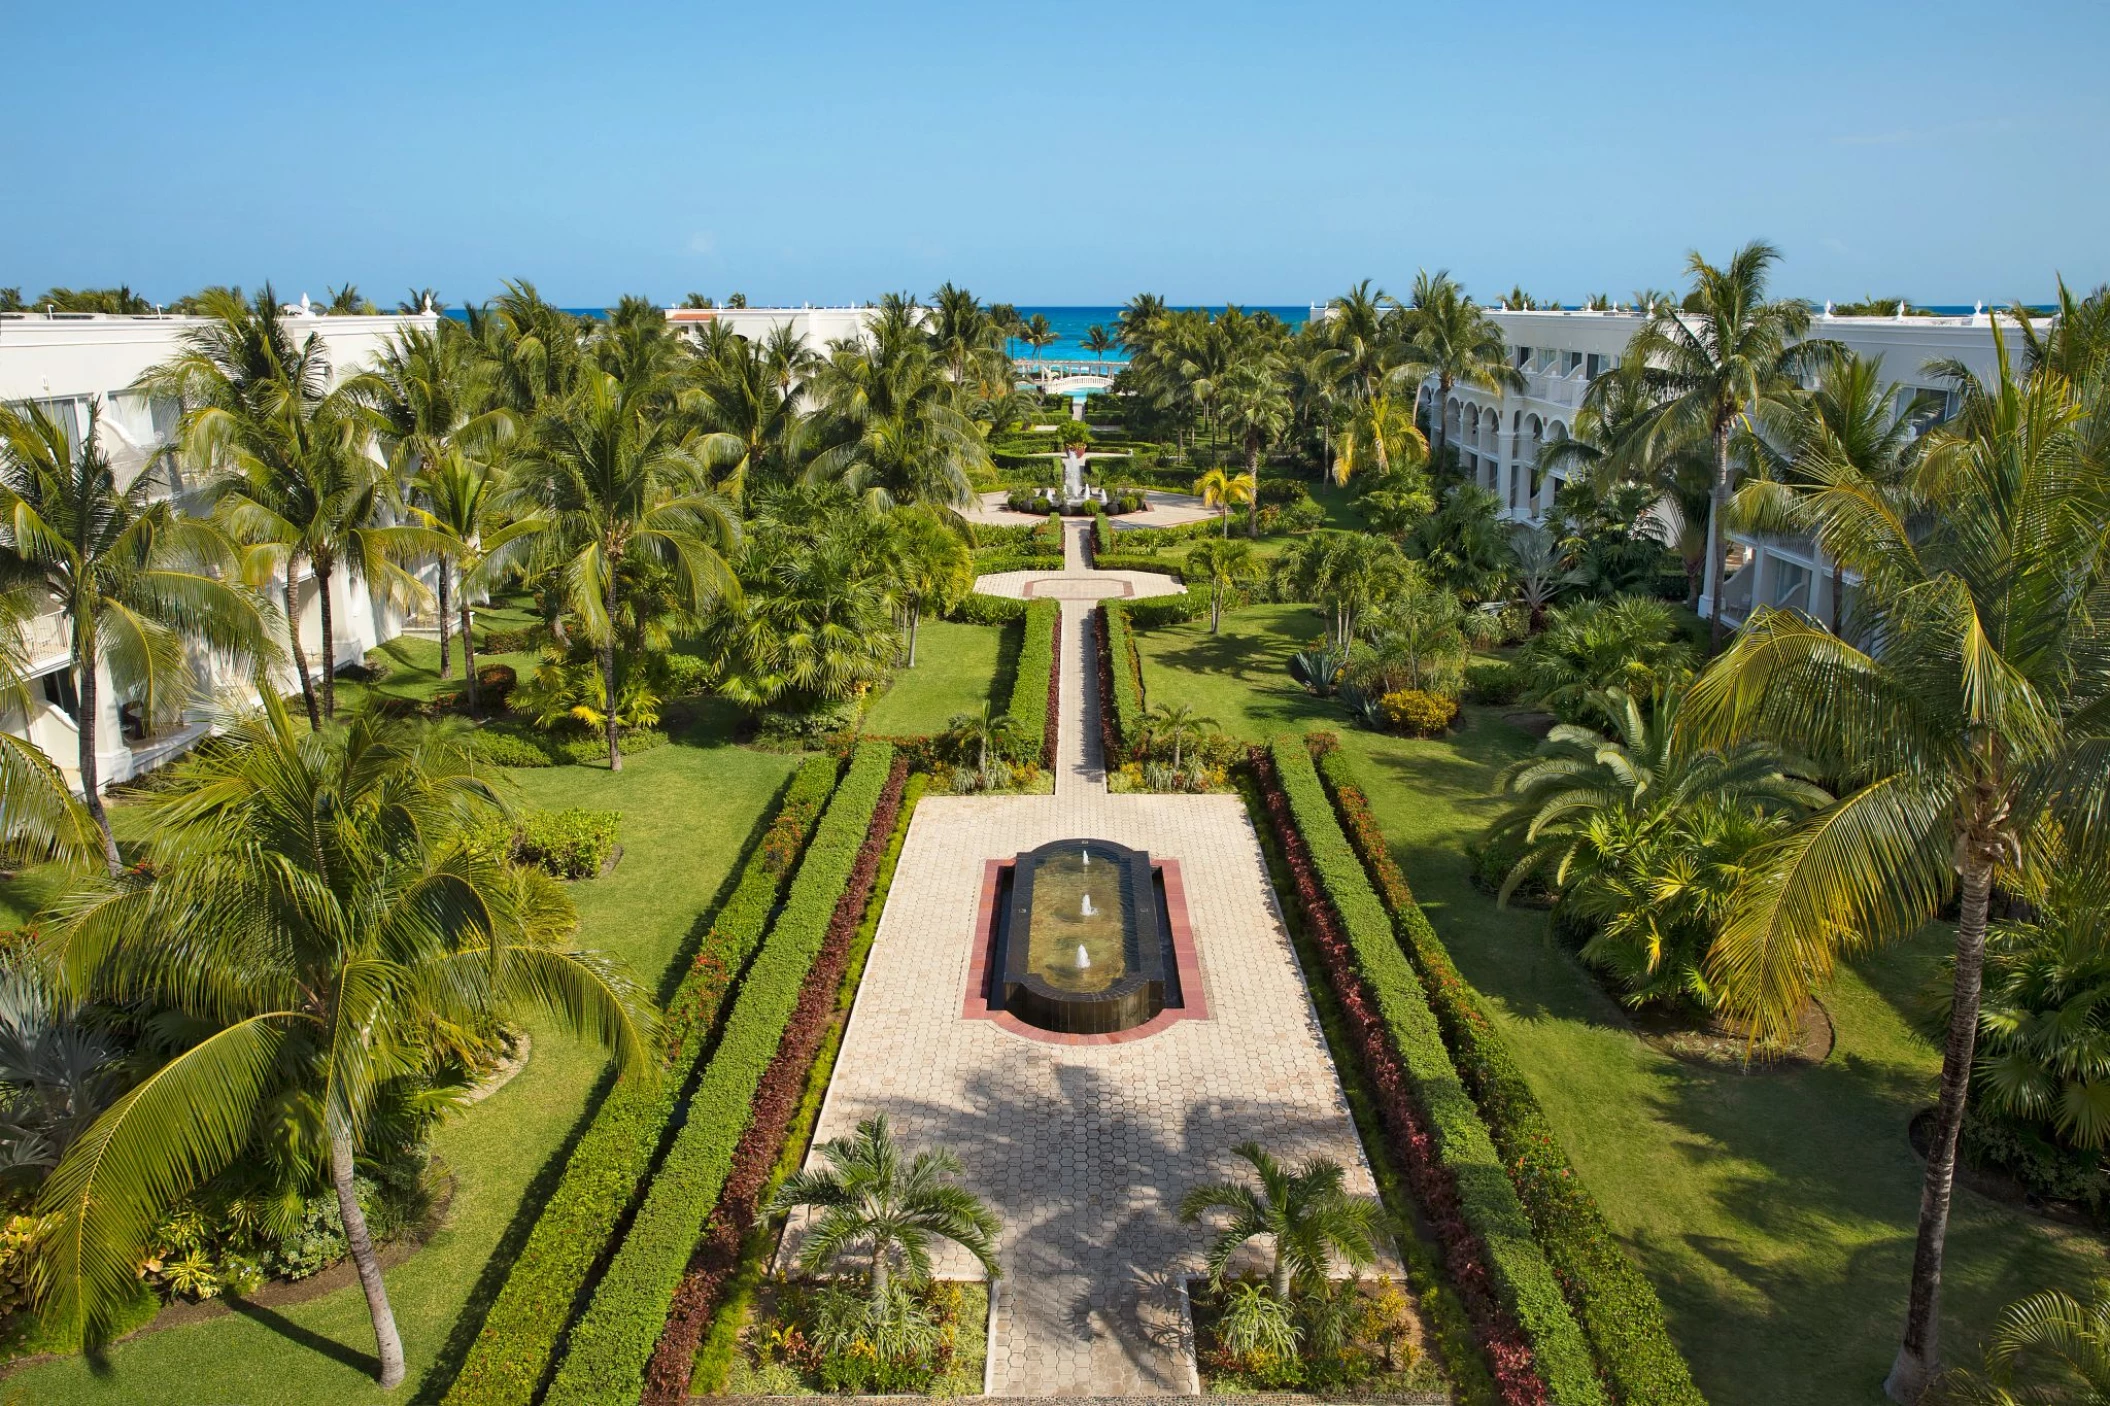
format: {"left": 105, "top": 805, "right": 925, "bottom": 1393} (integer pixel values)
{"left": 784, "top": 522, "right": 1388, "bottom": 1395}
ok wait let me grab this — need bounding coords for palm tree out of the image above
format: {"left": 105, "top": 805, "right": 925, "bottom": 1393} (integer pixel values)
{"left": 1277, "top": 531, "right": 1413, "bottom": 652}
{"left": 945, "top": 701, "right": 1020, "bottom": 778}
{"left": 0, "top": 595, "right": 99, "bottom": 870}
{"left": 0, "top": 402, "right": 273, "bottom": 871}
{"left": 1628, "top": 241, "right": 1825, "bottom": 645}
{"left": 884, "top": 508, "right": 971, "bottom": 667}
{"left": 1020, "top": 313, "right": 1057, "bottom": 375}
{"left": 1115, "top": 294, "right": 1168, "bottom": 357}
{"left": 808, "top": 313, "right": 992, "bottom": 512}
{"left": 365, "top": 323, "right": 519, "bottom": 680}
{"left": 1675, "top": 331, "right": 2110, "bottom": 1401}
{"left": 1140, "top": 701, "right": 1218, "bottom": 772}
{"left": 683, "top": 321, "right": 817, "bottom": 501}
{"left": 33, "top": 700, "right": 654, "bottom": 1384}
{"left": 1734, "top": 349, "right": 1924, "bottom": 634}
{"left": 1082, "top": 325, "right": 1114, "bottom": 363}
{"left": 1332, "top": 391, "right": 1428, "bottom": 487}
{"left": 1940, "top": 1281, "right": 2110, "bottom": 1404}
{"left": 1216, "top": 341, "right": 1291, "bottom": 537}
{"left": 510, "top": 368, "right": 738, "bottom": 769}
{"left": 1179, "top": 1142, "right": 1380, "bottom": 1302}
{"left": 1186, "top": 537, "right": 1258, "bottom": 634}
{"left": 409, "top": 456, "right": 544, "bottom": 714}
{"left": 767, "top": 1114, "right": 1000, "bottom": 1307}
{"left": 1401, "top": 270, "right": 1524, "bottom": 466}
{"left": 1515, "top": 595, "right": 1697, "bottom": 722}
{"left": 1192, "top": 468, "right": 1256, "bottom": 536}
{"left": 145, "top": 286, "right": 433, "bottom": 725}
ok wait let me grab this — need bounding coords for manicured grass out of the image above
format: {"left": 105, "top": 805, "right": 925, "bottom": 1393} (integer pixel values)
{"left": 4, "top": 707, "right": 800, "bottom": 1404}
{"left": 859, "top": 622, "right": 1008, "bottom": 738}
{"left": 1132, "top": 603, "right": 2108, "bottom": 1406}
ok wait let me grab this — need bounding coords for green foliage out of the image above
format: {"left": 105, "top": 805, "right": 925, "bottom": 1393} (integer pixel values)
{"left": 1463, "top": 661, "right": 1525, "bottom": 706}
{"left": 947, "top": 591, "right": 1027, "bottom": 626}
{"left": 1311, "top": 744, "right": 1708, "bottom": 1405}
{"left": 557, "top": 726, "right": 669, "bottom": 766}
{"left": 1378, "top": 689, "right": 1458, "bottom": 737}
{"left": 1268, "top": 739, "right": 1604, "bottom": 1406}
{"left": 508, "top": 809, "right": 622, "bottom": 880}
{"left": 470, "top": 726, "right": 558, "bottom": 767}
{"left": 442, "top": 756, "right": 840, "bottom": 1406}
{"left": 546, "top": 744, "right": 896, "bottom": 1406}
{"left": 1517, "top": 597, "right": 1697, "bottom": 723}
{"left": 1102, "top": 603, "right": 1146, "bottom": 760}
{"left": 971, "top": 549, "right": 1064, "bottom": 574}
{"left": 1008, "top": 600, "right": 1057, "bottom": 766}
{"left": 1124, "top": 590, "right": 1206, "bottom": 628}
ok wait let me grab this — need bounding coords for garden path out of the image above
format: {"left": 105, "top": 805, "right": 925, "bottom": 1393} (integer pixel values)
{"left": 784, "top": 519, "right": 1392, "bottom": 1395}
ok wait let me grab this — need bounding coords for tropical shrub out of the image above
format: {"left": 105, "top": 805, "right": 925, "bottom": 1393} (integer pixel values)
{"left": 1260, "top": 741, "right": 1601, "bottom": 1406}
{"left": 948, "top": 591, "right": 1026, "bottom": 626}
{"left": 481, "top": 622, "right": 553, "bottom": 655}
{"left": 1464, "top": 661, "right": 1524, "bottom": 706}
{"left": 476, "top": 662, "right": 519, "bottom": 708}
{"left": 1378, "top": 689, "right": 1458, "bottom": 737}
{"left": 443, "top": 756, "right": 840, "bottom": 1406}
{"left": 469, "top": 726, "right": 557, "bottom": 768}
{"left": 1311, "top": 744, "right": 1708, "bottom": 1405}
{"left": 1516, "top": 596, "right": 1696, "bottom": 723}
{"left": 558, "top": 726, "right": 669, "bottom": 766}
{"left": 508, "top": 808, "right": 622, "bottom": 879}
{"left": 1124, "top": 589, "right": 1205, "bottom": 627}
{"left": 548, "top": 744, "right": 897, "bottom": 1406}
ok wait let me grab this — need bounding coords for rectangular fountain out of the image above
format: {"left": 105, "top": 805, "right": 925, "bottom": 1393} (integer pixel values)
{"left": 997, "top": 839, "right": 1171, "bottom": 1035}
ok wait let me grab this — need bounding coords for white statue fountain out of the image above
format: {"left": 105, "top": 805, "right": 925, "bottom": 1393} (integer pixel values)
{"left": 1060, "top": 448, "right": 1087, "bottom": 506}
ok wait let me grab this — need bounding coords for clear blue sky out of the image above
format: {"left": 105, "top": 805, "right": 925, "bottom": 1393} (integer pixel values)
{"left": 6, "top": 1, "right": 2105, "bottom": 308}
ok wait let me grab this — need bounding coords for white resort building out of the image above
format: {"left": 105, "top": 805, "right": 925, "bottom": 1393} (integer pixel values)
{"left": 1417, "top": 306, "right": 2026, "bottom": 629}
{"left": 0, "top": 303, "right": 440, "bottom": 791}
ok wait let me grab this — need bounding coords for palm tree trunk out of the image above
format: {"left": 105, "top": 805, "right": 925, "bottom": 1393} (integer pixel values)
{"left": 1830, "top": 561, "right": 1845, "bottom": 635}
{"left": 1271, "top": 1249, "right": 1292, "bottom": 1303}
{"left": 1211, "top": 583, "right": 1223, "bottom": 635}
{"left": 1431, "top": 376, "right": 1452, "bottom": 464}
{"left": 1246, "top": 439, "right": 1261, "bottom": 540}
{"left": 436, "top": 562, "right": 452, "bottom": 679}
{"left": 1706, "top": 423, "right": 1731, "bottom": 649}
{"left": 1219, "top": 504, "right": 1228, "bottom": 538}
{"left": 331, "top": 1129, "right": 406, "bottom": 1388}
{"left": 1884, "top": 855, "right": 1995, "bottom": 1402}
{"left": 907, "top": 605, "right": 920, "bottom": 668}
{"left": 73, "top": 637, "right": 122, "bottom": 876}
{"left": 317, "top": 561, "right": 338, "bottom": 720}
{"left": 601, "top": 639, "right": 622, "bottom": 772}
{"left": 284, "top": 572, "right": 320, "bottom": 729}
{"left": 460, "top": 598, "right": 481, "bottom": 716}
{"left": 871, "top": 1240, "right": 890, "bottom": 1305}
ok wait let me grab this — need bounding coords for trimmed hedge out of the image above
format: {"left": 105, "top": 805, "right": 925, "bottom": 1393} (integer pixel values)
{"left": 546, "top": 743, "right": 898, "bottom": 1406}
{"left": 948, "top": 591, "right": 1027, "bottom": 626}
{"left": 972, "top": 549, "right": 1064, "bottom": 575}
{"left": 639, "top": 761, "right": 915, "bottom": 1404}
{"left": 1010, "top": 600, "right": 1058, "bottom": 769}
{"left": 1100, "top": 602, "right": 1145, "bottom": 762}
{"left": 1312, "top": 742, "right": 1706, "bottom": 1406}
{"left": 1125, "top": 589, "right": 1206, "bottom": 628}
{"left": 1264, "top": 740, "right": 1603, "bottom": 1406}
{"left": 442, "top": 755, "right": 841, "bottom": 1406}
{"left": 511, "top": 808, "right": 622, "bottom": 879}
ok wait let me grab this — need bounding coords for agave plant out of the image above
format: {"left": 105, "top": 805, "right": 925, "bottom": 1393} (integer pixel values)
{"left": 1288, "top": 649, "right": 1348, "bottom": 697}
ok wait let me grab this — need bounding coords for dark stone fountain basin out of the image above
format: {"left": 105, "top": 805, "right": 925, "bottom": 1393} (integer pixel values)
{"left": 998, "top": 839, "right": 1171, "bottom": 1035}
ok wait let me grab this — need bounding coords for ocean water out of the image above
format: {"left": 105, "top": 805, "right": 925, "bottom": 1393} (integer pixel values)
{"left": 1002, "top": 305, "right": 1310, "bottom": 367}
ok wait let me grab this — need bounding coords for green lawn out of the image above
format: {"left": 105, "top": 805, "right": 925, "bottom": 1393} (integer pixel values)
{"left": 4, "top": 704, "right": 800, "bottom": 1405}
{"left": 1132, "top": 603, "right": 2107, "bottom": 1406}
{"left": 860, "top": 621, "right": 1010, "bottom": 738}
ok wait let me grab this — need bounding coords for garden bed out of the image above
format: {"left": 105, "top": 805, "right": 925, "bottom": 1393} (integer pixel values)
{"left": 1190, "top": 1276, "right": 1446, "bottom": 1400}
{"left": 720, "top": 1279, "right": 987, "bottom": 1397}
{"left": 1631, "top": 998, "right": 1834, "bottom": 1071}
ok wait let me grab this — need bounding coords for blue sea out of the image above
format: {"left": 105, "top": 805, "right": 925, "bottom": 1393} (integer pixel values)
{"left": 1000, "top": 305, "right": 1312, "bottom": 367}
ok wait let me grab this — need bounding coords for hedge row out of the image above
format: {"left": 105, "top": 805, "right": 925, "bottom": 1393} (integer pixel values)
{"left": 1125, "top": 590, "right": 1206, "bottom": 627}
{"left": 972, "top": 549, "right": 1065, "bottom": 575}
{"left": 1311, "top": 741, "right": 1706, "bottom": 1406}
{"left": 1262, "top": 740, "right": 1603, "bottom": 1406}
{"left": 546, "top": 743, "right": 898, "bottom": 1406}
{"left": 1099, "top": 602, "right": 1145, "bottom": 762}
{"left": 442, "top": 754, "right": 840, "bottom": 1406}
{"left": 639, "top": 758, "right": 912, "bottom": 1404}
{"left": 1012, "top": 599, "right": 1058, "bottom": 770}
{"left": 948, "top": 591, "right": 1027, "bottom": 626}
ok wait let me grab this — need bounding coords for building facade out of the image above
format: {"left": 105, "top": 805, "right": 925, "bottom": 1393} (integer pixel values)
{"left": 0, "top": 304, "right": 439, "bottom": 791}
{"left": 1417, "top": 306, "right": 2026, "bottom": 629}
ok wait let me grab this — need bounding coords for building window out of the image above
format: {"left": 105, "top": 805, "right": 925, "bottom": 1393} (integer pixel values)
{"left": 1514, "top": 346, "right": 1531, "bottom": 369}
{"left": 40, "top": 669, "right": 79, "bottom": 722}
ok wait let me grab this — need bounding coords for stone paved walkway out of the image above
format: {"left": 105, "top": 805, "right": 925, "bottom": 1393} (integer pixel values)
{"left": 785, "top": 519, "right": 1386, "bottom": 1395}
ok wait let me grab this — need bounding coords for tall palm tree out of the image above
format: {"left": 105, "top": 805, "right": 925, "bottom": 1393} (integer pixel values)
{"left": 0, "top": 595, "right": 101, "bottom": 871}
{"left": 1277, "top": 531, "right": 1413, "bottom": 651}
{"left": 1332, "top": 390, "right": 1429, "bottom": 486}
{"left": 364, "top": 323, "right": 518, "bottom": 679}
{"left": 808, "top": 316, "right": 991, "bottom": 512}
{"left": 1115, "top": 294, "right": 1168, "bottom": 357}
{"left": 0, "top": 403, "right": 273, "bottom": 871}
{"left": 1192, "top": 468, "right": 1256, "bottom": 537}
{"left": 1676, "top": 331, "right": 2110, "bottom": 1401}
{"left": 1401, "top": 270, "right": 1524, "bottom": 466}
{"left": 1082, "top": 325, "right": 1114, "bottom": 363}
{"left": 1179, "top": 1141, "right": 1380, "bottom": 1302}
{"left": 1217, "top": 352, "right": 1290, "bottom": 538}
{"left": 509, "top": 368, "right": 739, "bottom": 770}
{"left": 946, "top": 701, "right": 1020, "bottom": 778}
{"left": 883, "top": 507, "right": 971, "bottom": 667}
{"left": 1628, "top": 241, "right": 1825, "bottom": 645}
{"left": 682, "top": 321, "right": 817, "bottom": 501}
{"left": 767, "top": 1114, "right": 1000, "bottom": 1308}
{"left": 1734, "top": 350, "right": 1924, "bottom": 633}
{"left": 1186, "top": 537, "right": 1258, "bottom": 634}
{"left": 408, "top": 455, "right": 544, "bottom": 714}
{"left": 1020, "top": 313, "right": 1057, "bottom": 375}
{"left": 145, "top": 287, "right": 433, "bottom": 726}
{"left": 33, "top": 700, "right": 654, "bottom": 1384}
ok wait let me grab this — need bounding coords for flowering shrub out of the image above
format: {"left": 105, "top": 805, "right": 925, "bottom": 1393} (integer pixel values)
{"left": 1380, "top": 689, "right": 1460, "bottom": 737}
{"left": 1312, "top": 743, "right": 1707, "bottom": 1406}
